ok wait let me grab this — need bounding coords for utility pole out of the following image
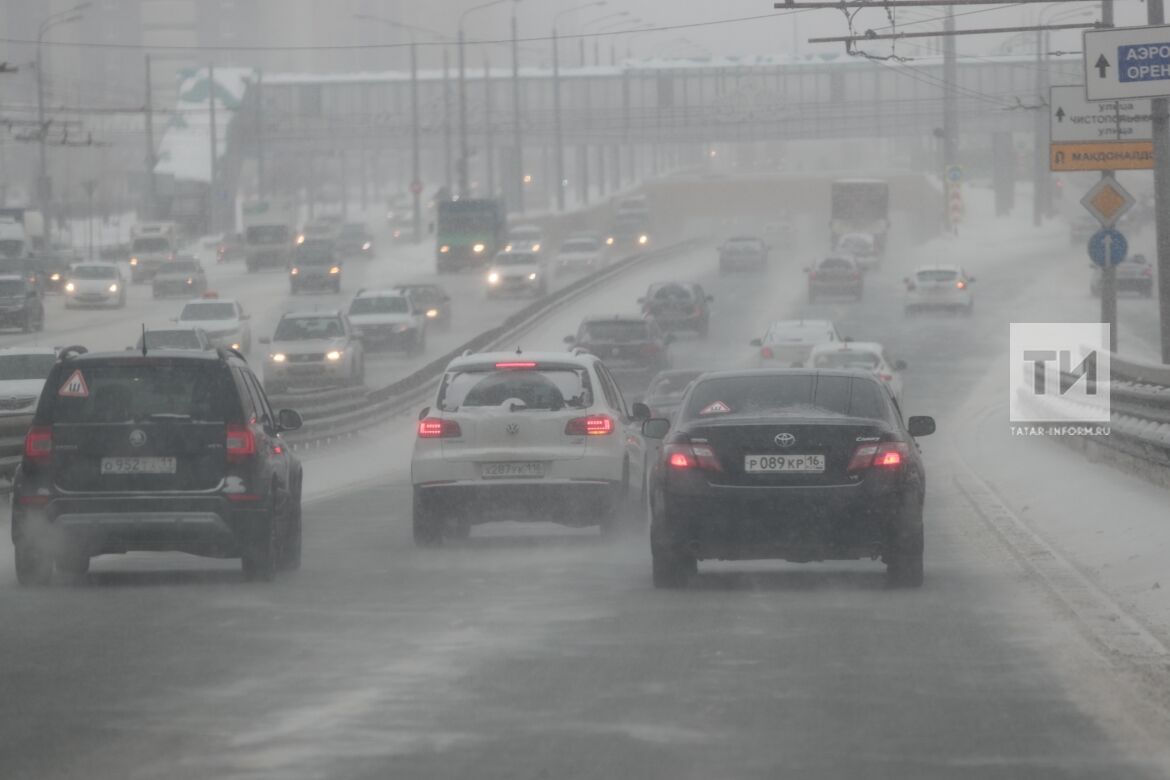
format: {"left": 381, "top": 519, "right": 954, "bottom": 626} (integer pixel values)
{"left": 255, "top": 70, "right": 266, "bottom": 200}
{"left": 942, "top": 6, "right": 957, "bottom": 232}
{"left": 1100, "top": 0, "right": 1118, "bottom": 353}
{"left": 1148, "top": 0, "right": 1170, "bottom": 362}
{"left": 35, "top": 32, "right": 50, "bottom": 243}
{"left": 144, "top": 54, "right": 156, "bottom": 219}
{"left": 208, "top": 63, "right": 218, "bottom": 235}
{"left": 443, "top": 48, "right": 453, "bottom": 192}
{"left": 511, "top": 11, "right": 524, "bottom": 213}
{"left": 457, "top": 27, "right": 470, "bottom": 196}
{"left": 410, "top": 40, "right": 422, "bottom": 242}
{"left": 1032, "top": 24, "right": 1045, "bottom": 227}
{"left": 552, "top": 26, "right": 565, "bottom": 211}
{"left": 484, "top": 57, "right": 495, "bottom": 197}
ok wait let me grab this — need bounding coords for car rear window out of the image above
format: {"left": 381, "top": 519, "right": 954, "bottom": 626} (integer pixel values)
{"left": 818, "top": 258, "right": 855, "bottom": 271}
{"left": 246, "top": 225, "right": 289, "bottom": 243}
{"left": 140, "top": 331, "right": 202, "bottom": 350}
{"left": 349, "top": 296, "right": 409, "bottom": 315}
{"left": 439, "top": 366, "right": 593, "bottom": 411}
{"left": 647, "top": 284, "right": 696, "bottom": 302}
{"left": 916, "top": 269, "right": 958, "bottom": 282}
{"left": 495, "top": 253, "right": 538, "bottom": 266}
{"left": 813, "top": 351, "right": 880, "bottom": 370}
{"left": 132, "top": 237, "right": 171, "bottom": 253}
{"left": 275, "top": 317, "right": 344, "bottom": 340}
{"left": 180, "top": 302, "right": 235, "bottom": 321}
{"left": 647, "top": 372, "right": 703, "bottom": 401}
{"left": 43, "top": 361, "right": 240, "bottom": 423}
{"left": 766, "top": 324, "right": 834, "bottom": 345}
{"left": 582, "top": 321, "right": 649, "bottom": 342}
{"left": 164, "top": 260, "right": 201, "bottom": 273}
{"left": 683, "top": 374, "right": 890, "bottom": 423}
{"left": 0, "top": 353, "right": 56, "bottom": 380}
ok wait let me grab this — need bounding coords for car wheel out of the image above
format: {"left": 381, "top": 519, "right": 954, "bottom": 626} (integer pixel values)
{"left": 277, "top": 485, "right": 302, "bottom": 572}
{"left": 56, "top": 549, "right": 90, "bottom": 584}
{"left": 242, "top": 505, "right": 279, "bottom": 582}
{"left": 886, "top": 502, "right": 924, "bottom": 588}
{"left": 412, "top": 487, "right": 444, "bottom": 547}
{"left": 14, "top": 541, "right": 53, "bottom": 586}
{"left": 651, "top": 539, "right": 696, "bottom": 588}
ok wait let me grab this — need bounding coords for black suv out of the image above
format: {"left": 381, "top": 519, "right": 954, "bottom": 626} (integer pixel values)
{"left": 0, "top": 274, "right": 45, "bottom": 333}
{"left": 11, "top": 347, "right": 305, "bottom": 585}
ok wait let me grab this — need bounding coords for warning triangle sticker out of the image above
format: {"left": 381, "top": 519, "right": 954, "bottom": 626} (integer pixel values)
{"left": 699, "top": 401, "right": 731, "bottom": 415}
{"left": 58, "top": 369, "right": 90, "bottom": 398}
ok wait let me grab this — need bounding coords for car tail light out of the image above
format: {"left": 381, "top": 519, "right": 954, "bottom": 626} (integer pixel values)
{"left": 418, "top": 417, "right": 462, "bottom": 439}
{"left": 878, "top": 373, "right": 894, "bottom": 382}
{"left": 955, "top": 280, "right": 967, "bottom": 290}
{"left": 760, "top": 346, "right": 774, "bottom": 359}
{"left": 664, "top": 440, "right": 722, "bottom": 472}
{"left": 847, "top": 442, "right": 908, "bottom": 472}
{"left": 565, "top": 414, "right": 615, "bottom": 436}
{"left": 24, "top": 426, "right": 52, "bottom": 464}
{"left": 226, "top": 424, "right": 256, "bottom": 462}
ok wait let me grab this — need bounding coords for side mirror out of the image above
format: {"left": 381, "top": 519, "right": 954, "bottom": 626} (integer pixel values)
{"left": 894, "top": 359, "right": 908, "bottom": 371}
{"left": 749, "top": 338, "right": 762, "bottom": 347}
{"left": 276, "top": 408, "right": 303, "bottom": 432}
{"left": 563, "top": 335, "right": 576, "bottom": 344}
{"left": 631, "top": 401, "right": 651, "bottom": 421}
{"left": 259, "top": 336, "right": 271, "bottom": 345}
{"left": 642, "top": 418, "right": 671, "bottom": 440}
{"left": 907, "top": 416, "right": 936, "bottom": 437}
{"left": 418, "top": 406, "right": 430, "bottom": 421}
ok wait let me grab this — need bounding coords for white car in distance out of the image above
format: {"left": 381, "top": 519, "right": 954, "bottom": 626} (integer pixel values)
{"left": 64, "top": 263, "right": 126, "bottom": 309}
{"left": 555, "top": 233, "right": 608, "bottom": 273}
{"left": 347, "top": 289, "right": 427, "bottom": 353}
{"left": 750, "top": 319, "right": 843, "bottom": 368}
{"left": 904, "top": 264, "right": 975, "bottom": 315}
{"left": 485, "top": 250, "right": 547, "bottom": 297}
{"left": 809, "top": 341, "right": 906, "bottom": 406}
{"left": 174, "top": 296, "right": 253, "bottom": 353}
{"left": 0, "top": 347, "right": 57, "bottom": 419}
{"left": 411, "top": 351, "right": 650, "bottom": 544}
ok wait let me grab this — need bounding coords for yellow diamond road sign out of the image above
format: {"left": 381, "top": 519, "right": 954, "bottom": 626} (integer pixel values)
{"left": 1080, "top": 176, "right": 1135, "bottom": 228}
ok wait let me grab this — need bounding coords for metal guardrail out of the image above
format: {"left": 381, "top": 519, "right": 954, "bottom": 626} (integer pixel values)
{"left": 0, "top": 240, "right": 697, "bottom": 483}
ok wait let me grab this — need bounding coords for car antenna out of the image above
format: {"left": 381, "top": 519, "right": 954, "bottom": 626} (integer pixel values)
{"left": 141, "top": 323, "right": 148, "bottom": 356}
{"left": 515, "top": 346, "right": 522, "bottom": 354}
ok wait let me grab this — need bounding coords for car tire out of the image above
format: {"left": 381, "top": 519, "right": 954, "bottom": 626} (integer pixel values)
{"left": 15, "top": 541, "right": 53, "bottom": 586}
{"left": 651, "top": 540, "right": 696, "bottom": 588}
{"left": 277, "top": 486, "right": 302, "bottom": 572}
{"left": 412, "top": 487, "right": 444, "bottom": 547}
{"left": 242, "top": 507, "right": 279, "bottom": 582}
{"left": 886, "top": 502, "right": 925, "bottom": 589}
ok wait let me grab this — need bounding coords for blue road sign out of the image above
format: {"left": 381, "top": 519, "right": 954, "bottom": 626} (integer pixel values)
{"left": 946, "top": 165, "right": 963, "bottom": 183}
{"left": 1088, "top": 228, "right": 1128, "bottom": 268}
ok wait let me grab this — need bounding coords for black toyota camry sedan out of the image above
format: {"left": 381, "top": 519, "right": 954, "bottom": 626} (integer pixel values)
{"left": 641, "top": 369, "right": 935, "bottom": 589}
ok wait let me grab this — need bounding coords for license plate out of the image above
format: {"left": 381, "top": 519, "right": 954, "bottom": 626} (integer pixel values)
{"left": 100, "top": 457, "right": 177, "bottom": 475}
{"left": 481, "top": 461, "right": 544, "bottom": 479}
{"left": 744, "top": 454, "right": 825, "bottom": 473}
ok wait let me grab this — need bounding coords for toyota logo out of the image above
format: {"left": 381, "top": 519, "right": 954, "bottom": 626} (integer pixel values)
{"left": 505, "top": 423, "right": 520, "bottom": 435}
{"left": 129, "top": 429, "right": 148, "bottom": 448}
{"left": 774, "top": 432, "right": 796, "bottom": 448}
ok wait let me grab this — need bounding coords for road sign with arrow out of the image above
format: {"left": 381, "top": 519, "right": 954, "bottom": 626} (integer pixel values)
{"left": 1085, "top": 24, "right": 1170, "bottom": 100}
{"left": 1050, "top": 85, "right": 1153, "bottom": 171}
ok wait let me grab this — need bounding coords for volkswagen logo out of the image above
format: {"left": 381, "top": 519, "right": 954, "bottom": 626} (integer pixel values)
{"left": 774, "top": 432, "right": 796, "bottom": 448}
{"left": 129, "top": 429, "right": 148, "bottom": 448}
{"left": 505, "top": 423, "right": 520, "bottom": 435}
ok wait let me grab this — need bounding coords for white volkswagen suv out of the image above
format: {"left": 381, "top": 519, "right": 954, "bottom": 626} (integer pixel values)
{"left": 411, "top": 351, "right": 650, "bottom": 544}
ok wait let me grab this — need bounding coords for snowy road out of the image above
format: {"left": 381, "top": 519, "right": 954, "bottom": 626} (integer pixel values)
{"left": 3, "top": 186, "right": 1170, "bottom": 778}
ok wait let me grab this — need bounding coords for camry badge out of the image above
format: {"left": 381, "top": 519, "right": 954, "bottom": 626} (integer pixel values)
{"left": 774, "top": 432, "right": 796, "bottom": 448}
{"left": 506, "top": 423, "right": 520, "bottom": 435}
{"left": 129, "top": 429, "right": 148, "bottom": 448}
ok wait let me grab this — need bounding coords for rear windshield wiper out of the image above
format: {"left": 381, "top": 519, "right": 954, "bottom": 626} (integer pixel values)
{"left": 141, "top": 413, "right": 194, "bottom": 422}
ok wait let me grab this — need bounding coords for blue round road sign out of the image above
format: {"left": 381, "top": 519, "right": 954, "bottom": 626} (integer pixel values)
{"left": 1088, "top": 228, "right": 1128, "bottom": 268}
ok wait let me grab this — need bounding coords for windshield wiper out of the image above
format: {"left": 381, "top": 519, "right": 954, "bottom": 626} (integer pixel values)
{"left": 141, "top": 412, "right": 193, "bottom": 422}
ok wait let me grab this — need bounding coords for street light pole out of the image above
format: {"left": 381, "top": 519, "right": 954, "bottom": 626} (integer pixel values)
{"left": 511, "top": 10, "right": 524, "bottom": 213}
{"left": 411, "top": 41, "right": 421, "bottom": 242}
{"left": 457, "top": 0, "right": 513, "bottom": 199}
{"left": 551, "top": 2, "right": 607, "bottom": 212}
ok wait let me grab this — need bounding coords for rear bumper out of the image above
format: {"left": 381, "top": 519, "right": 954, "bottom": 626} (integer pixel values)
{"left": 153, "top": 281, "right": 199, "bottom": 296}
{"left": 416, "top": 480, "right": 617, "bottom": 525}
{"left": 65, "top": 293, "right": 118, "bottom": 307}
{"left": 291, "top": 273, "right": 339, "bottom": 289}
{"left": 13, "top": 494, "right": 268, "bottom": 558}
{"left": 654, "top": 481, "right": 908, "bottom": 561}
{"left": 905, "top": 293, "right": 969, "bottom": 309}
{"left": 810, "top": 281, "right": 862, "bottom": 295}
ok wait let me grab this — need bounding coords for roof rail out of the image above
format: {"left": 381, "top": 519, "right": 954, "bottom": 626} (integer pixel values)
{"left": 571, "top": 347, "right": 591, "bottom": 357}
{"left": 57, "top": 345, "right": 88, "bottom": 361}
{"left": 218, "top": 346, "right": 248, "bottom": 363}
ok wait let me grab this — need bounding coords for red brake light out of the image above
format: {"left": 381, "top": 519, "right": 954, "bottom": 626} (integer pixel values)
{"left": 878, "top": 373, "right": 894, "bottom": 382}
{"left": 955, "top": 280, "right": 966, "bottom": 290}
{"left": 848, "top": 442, "right": 908, "bottom": 472}
{"left": 565, "top": 414, "right": 615, "bottom": 436}
{"left": 668, "top": 450, "right": 694, "bottom": 469}
{"left": 24, "top": 425, "right": 52, "bottom": 464}
{"left": 760, "top": 346, "right": 774, "bottom": 359}
{"left": 495, "top": 361, "right": 537, "bottom": 369}
{"left": 226, "top": 424, "right": 256, "bottom": 462}
{"left": 664, "top": 441, "right": 721, "bottom": 471}
{"left": 418, "top": 417, "right": 462, "bottom": 438}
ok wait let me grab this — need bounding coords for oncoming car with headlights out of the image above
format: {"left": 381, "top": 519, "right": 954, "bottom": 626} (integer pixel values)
{"left": 485, "top": 250, "right": 546, "bottom": 297}
{"left": 411, "top": 351, "right": 650, "bottom": 544}
{"left": 505, "top": 224, "right": 544, "bottom": 253}
{"left": 642, "top": 369, "right": 935, "bottom": 588}
{"left": 395, "top": 283, "right": 452, "bottom": 330}
{"left": 174, "top": 296, "right": 252, "bottom": 354}
{"left": 64, "top": 263, "right": 125, "bottom": 309}
{"left": 347, "top": 289, "right": 426, "bottom": 353}
{"left": 262, "top": 310, "right": 364, "bottom": 395}
{"left": 289, "top": 244, "right": 343, "bottom": 294}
